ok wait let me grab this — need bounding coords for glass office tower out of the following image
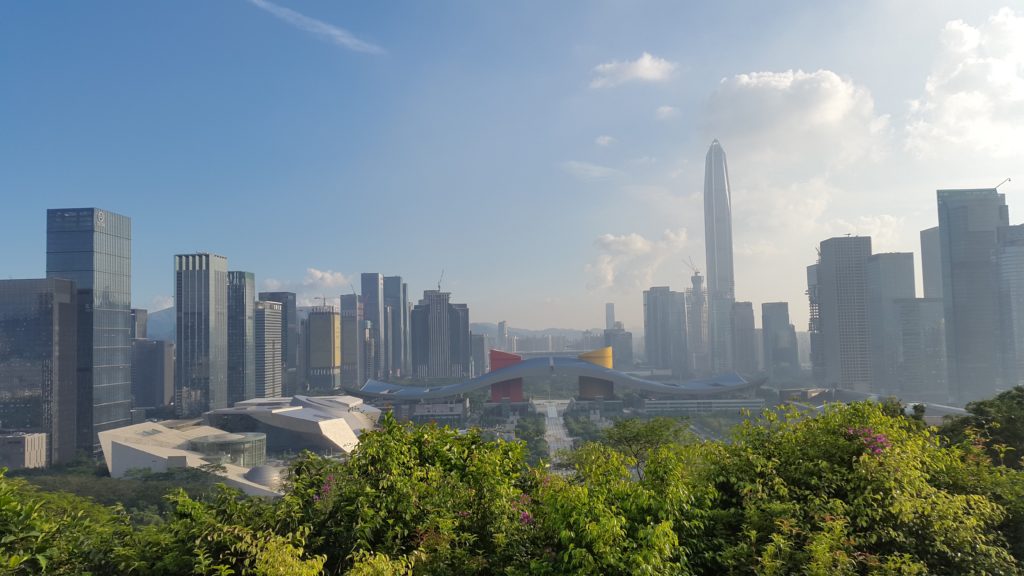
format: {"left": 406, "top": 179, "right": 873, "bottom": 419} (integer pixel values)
{"left": 227, "top": 271, "right": 255, "bottom": 405}
{"left": 46, "top": 208, "right": 132, "bottom": 454}
{"left": 0, "top": 279, "right": 78, "bottom": 465}
{"left": 175, "top": 253, "right": 229, "bottom": 417}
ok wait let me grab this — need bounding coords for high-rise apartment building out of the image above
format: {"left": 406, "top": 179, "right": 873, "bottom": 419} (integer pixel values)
{"left": 227, "top": 271, "right": 255, "bottom": 406}
{"left": 174, "top": 253, "right": 228, "bottom": 417}
{"left": 305, "top": 306, "right": 341, "bottom": 390}
{"left": 731, "top": 301, "right": 757, "bottom": 376}
{"left": 255, "top": 300, "right": 283, "bottom": 398}
{"left": 920, "top": 227, "right": 943, "bottom": 299}
{"left": 258, "top": 292, "right": 298, "bottom": 395}
{"left": 360, "top": 273, "right": 385, "bottom": 380}
{"left": 410, "top": 290, "right": 471, "bottom": 379}
{"left": 383, "top": 276, "right": 409, "bottom": 378}
{"left": 47, "top": 207, "right": 132, "bottom": 453}
{"left": 0, "top": 279, "right": 78, "bottom": 465}
{"left": 643, "top": 286, "right": 688, "bottom": 378}
{"left": 866, "top": 253, "right": 915, "bottom": 395}
{"left": 938, "top": 188, "right": 1009, "bottom": 403}
{"left": 761, "top": 302, "right": 799, "bottom": 382}
{"left": 131, "top": 339, "right": 173, "bottom": 408}
{"left": 813, "top": 236, "right": 873, "bottom": 392}
{"left": 704, "top": 140, "right": 735, "bottom": 373}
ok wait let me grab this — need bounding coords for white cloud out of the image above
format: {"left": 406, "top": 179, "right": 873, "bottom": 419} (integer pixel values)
{"left": 262, "top": 267, "right": 354, "bottom": 306}
{"left": 906, "top": 7, "right": 1024, "bottom": 158}
{"left": 562, "top": 160, "right": 622, "bottom": 180}
{"left": 590, "top": 52, "right": 676, "bottom": 88}
{"left": 586, "top": 228, "right": 688, "bottom": 291}
{"left": 247, "top": 0, "right": 384, "bottom": 54}
{"left": 595, "top": 135, "right": 616, "bottom": 146}
{"left": 655, "top": 105, "right": 678, "bottom": 119}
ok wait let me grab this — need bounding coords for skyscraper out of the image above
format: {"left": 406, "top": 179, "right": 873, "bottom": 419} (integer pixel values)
{"left": 814, "top": 236, "right": 873, "bottom": 392}
{"left": 131, "top": 339, "right": 173, "bottom": 408}
{"left": 603, "top": 325, "right": 634, "bottom": 370}
{"left": 704, "top": 140, "right": 735, "bottom": 373}
{"left": 866, "top": 253, "right": 915, "bottom": 394}
{"left": 305, "top": 306, "right": 341, "bottom": 390}
{"left": 339, "top": 294, "right": 364, "bottom": 388}
{"left": 643, "top": 286, "right": 688, "bottom": 378}
{"left": 938, "top": 188, "right": 1009, "bottom": 403}
{"left": 254, "top": 300, "right": 283, "bottom": 398}
{"left": 895, "top": 298, "right": 947, "bottom": 402}
{"left": 920, "top": 227, "right": 943, "bottom": 299}
{"left": 761, "top": 302, "right": 799, "bottom": 382}
{"left": 227, "top": 271, "right": 255, "bottom": 406}
{"left": 0, "top": 279, "right": 78, "bottom": 465}
{"left": 383, "top": 276, "right": 409, "bottom": 378}
{"left": 46, "top": 207, "right": 132, "bottom": 453}
{"left": 605, "top": 303, "right": 615, "bottom": 330}
{"left": 258, "top": 292, "right": 298, "bottom": 395}
{"left": 361, "top": 273, "right": 386, "bottom": 380}
{"left": 497, "top": 321, "right": 509, "bottom": 351}
{"left": 686, "top": 272, "right": 709, "bottom": 375}
{"left": 410, "top": 290, "right": 471, "bottom": 379}
{"left": 997, "top": 224, "right": 1024, "bottom": 387}
{"left": 130, "top": 308, "right": 148, "bottom": 339}
{"left": 174, "top": 253, "right": 228, "bottom": 417}
{"left": 731, "top": 301, "right": 757, "bottom": 376}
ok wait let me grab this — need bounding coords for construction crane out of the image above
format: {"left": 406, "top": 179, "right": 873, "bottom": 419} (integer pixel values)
{"left": 683, "top": 256, "right": 701, "bottom": 277}
{"left": 996, "top": 177, "right": 1012, "bottom": 189}
{"left": 437, "top": 268, "right": 445, "bottom": 291}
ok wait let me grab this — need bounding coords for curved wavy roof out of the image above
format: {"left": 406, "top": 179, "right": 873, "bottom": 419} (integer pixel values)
{"left": 356, "top": 355, "right": 759, "bottom": 401}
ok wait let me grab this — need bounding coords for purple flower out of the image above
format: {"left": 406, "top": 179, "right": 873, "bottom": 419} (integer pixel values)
{"left": 519, "top": 511, "right": 534, "bottom": 525}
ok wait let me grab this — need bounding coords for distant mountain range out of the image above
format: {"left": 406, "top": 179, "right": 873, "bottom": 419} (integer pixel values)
{"left": 146, "top": 307, "right": 174, "bottom": 342}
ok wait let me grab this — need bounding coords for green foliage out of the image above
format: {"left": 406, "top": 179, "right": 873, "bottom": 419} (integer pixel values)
{"left": 514, "top": 411, "right": 549, "bottom": 464}
{"left": 4, "top": 401, "right": 1024, "bottom": 575}
{"left": 563, "top": 414, "right": 601, "bottom": 444}
{"left": 940, "top": 386, "right": 1024, "bottom": 468}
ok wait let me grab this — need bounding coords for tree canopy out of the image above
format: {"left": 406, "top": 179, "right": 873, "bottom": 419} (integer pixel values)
{"left": 2, "top": 402, "right": 1024, "bottom": 575}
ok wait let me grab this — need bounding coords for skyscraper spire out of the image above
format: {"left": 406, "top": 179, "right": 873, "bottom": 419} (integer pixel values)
{"left": 704, "top": 140, "right": 735, "bottom": 372}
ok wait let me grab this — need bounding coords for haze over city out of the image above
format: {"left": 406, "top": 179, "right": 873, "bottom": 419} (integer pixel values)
{"left": 2, "top": 1, "right": 1022, "bottom": 331}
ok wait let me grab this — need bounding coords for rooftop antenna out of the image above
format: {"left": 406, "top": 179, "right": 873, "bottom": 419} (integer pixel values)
{"left": 996, "top": 177, "right": 1012, "bottom": 189}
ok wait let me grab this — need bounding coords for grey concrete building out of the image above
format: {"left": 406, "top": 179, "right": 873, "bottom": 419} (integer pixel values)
{"left": 131, "top": 339, "right": 173, "bottom": 408}
{"left": 920, "top": 227, "right": 943, "bottom": 299}
{"left": 360, "top": 273, "right": 385, "bottom": 380}
{"left": 305, "top": 306, "right": 341, "bottom": 391}
{"left": 731, "top": 301, "right": 757, "bottom": 376}
{"left": 814, "top": 236, "right": 873, "bottom": 392}
{"left": 411, "top": 290, "right": 471, "bottom": 379}
{"left": 895, "top": 298, "right": 948, "bottom": 402}
{"left": 383, "top": 276, "right": 410, "bottom": 378}
{"left": 175, "top": 253, "right": 229, "bottom": 417}
{"left": 340, "top": 294, "right": 364, "bottom": 388}
{"left": 47, "top": 207, "right": 132, "bottom": 453}
{"left": 761, "top": 302, "right": 799, "bottom": 383}
{"left": 130, "top": 308, "right": 148, "bottom": 339}
{"left": 258, "top": 292, "right": 298, "bottom": 395}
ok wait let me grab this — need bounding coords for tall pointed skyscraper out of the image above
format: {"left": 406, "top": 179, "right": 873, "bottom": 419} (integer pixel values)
{"left": 704, "top": 140, "right": 735, "bottom": 373}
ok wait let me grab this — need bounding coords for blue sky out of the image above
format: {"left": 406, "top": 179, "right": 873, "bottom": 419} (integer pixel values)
{"left": 2, "top": 1, "right": 1022, "bottom": 330}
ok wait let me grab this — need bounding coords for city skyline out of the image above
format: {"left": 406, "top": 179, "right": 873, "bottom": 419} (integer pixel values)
{"left": 2, "top": 2, "right": 1023, "bottom": 331}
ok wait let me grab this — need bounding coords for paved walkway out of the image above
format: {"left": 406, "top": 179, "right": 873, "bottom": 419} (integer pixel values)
{"left": 534, "top": 400, "right": 573, "bottom": 457}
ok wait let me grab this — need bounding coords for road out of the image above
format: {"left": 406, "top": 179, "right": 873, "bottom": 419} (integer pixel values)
{"left": 534, "top": 400, "right": 573, "bottom": 457}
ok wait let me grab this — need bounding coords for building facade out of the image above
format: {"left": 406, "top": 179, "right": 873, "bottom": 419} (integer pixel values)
{"left": 895, "top": 298, "right": 948, "bottom": 402}
{"left": 339, "top": 294, "right": 364, "bottom": 388}
{"left": 643, "top": 286, "right": 688, "bottom": 378}
{"left": 175, "top": 253, "right": 229, "bottom": 417}
{"left": 46, "top": 207, "right": 132, "bottom": 453}
{"left": 815, "top": 236, "right": 873, "bottom": 392}
{"left": 130, "top": 308, "right": 148, "bottom": 339}
{"left": 938, "top": 188, "right": 1009, "bottom": 403}
{"left": 410, "top": 290, "right": 471, "bottom": 379}
{"left": 305, "top": 306, "right": 341, "bottom": 390}
{"left": 383, "top": 276, "right": 410, "bottom": 378}
{"left": 360, "top": 273, "right": 385, "bottom": 380}
{"left": 731, "top": 301, "right": 757, "bottom": 376}
{"left": 257, "top": 292, "right": 298, "bottom": 395}
{"left": 227, "top": 271, "right": 256, "bottom": 406}
{"left": 131, "top": 339, "right": 173, "bottom": 408}
{"left": 0, "top": 279, "right": 78, "bottom": 465}
{"left": 255, "top": 300, "right": 283, "bottom": 398}
{"left": 866, "top": 253, "right": 915, "bottom": 395}
{"left": 704, "top": 140, "right": 735, "bottom": 373}
{"left": 920, "top": 227, "right": 943, "bottom": 299}
{"left": 761, "top": 302, "right": 799, "bottom": 383}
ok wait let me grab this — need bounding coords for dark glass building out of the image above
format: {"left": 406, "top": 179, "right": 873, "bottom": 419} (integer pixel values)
{"left": 46, "top": 207, "right": 131, "bottom": 454}
{"left": 175, "top": 253, "right": 228, "bottom": 417}
{"left": 360, "top": 273, "right": 385, "bottom": 380}
{"left": 339, "top": 294, "right": 364, "bottom": 388}
{"left": 131, "top": 339, "right": 173, "bottom": 408}
{"left": 257, "top": 292, "right": 298, "bottom": 395}
{"left": 0, "top": 279, "right": 78, "bottom": 465}
{"left": 410, "top": 290, "right": 470, "bottom": 379}
{"left": 643, "top": 286, "right": 688, "bottom": 378}
{"left": 383, "top": 276, "right": 409, "bottom": 378}
{"left": 228, "top": 271, "right": 255, "bottom": 405}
